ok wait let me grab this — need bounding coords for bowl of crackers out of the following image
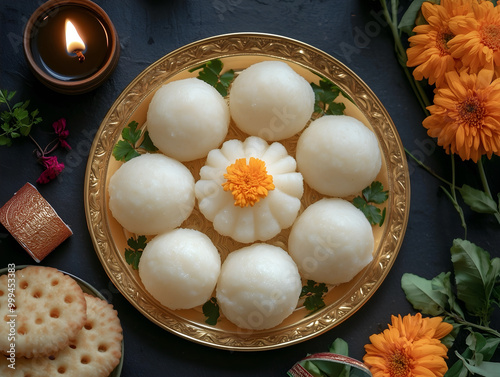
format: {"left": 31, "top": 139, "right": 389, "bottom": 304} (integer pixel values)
{"left": 0, "top": 265, "right": 124, "bottom": 377}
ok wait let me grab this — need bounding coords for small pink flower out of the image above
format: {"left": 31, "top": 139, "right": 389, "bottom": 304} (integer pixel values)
{"left": 36, "top": 156, "right": 65, "bottom": 184}
{"left": 52, "top": 118, "right": 71, "bottom": 150}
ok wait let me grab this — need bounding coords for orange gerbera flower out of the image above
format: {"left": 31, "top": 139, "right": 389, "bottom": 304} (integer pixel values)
{"left": 423, "top": 69, "right": 500, "bottom": 162}
{"left": 448, "top": 1, "right": 500, "bottom": 74}
{"left": 363, "top": 314, "right": 452, "bottom": 377}
{"left": 406, "top": 0, "right": 475, "bottom": 86}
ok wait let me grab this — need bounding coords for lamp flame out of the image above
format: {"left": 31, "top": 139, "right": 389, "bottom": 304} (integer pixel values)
{"left": 65, "top": 20, "right": 85, "bottom": 55}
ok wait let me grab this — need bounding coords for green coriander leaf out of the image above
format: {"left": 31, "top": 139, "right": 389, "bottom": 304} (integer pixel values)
{"left": 124, "top": 235, "right": 147, "bottom": 270}
{"left": 379, "top": 207, "right": 386, "bottom": 226}
{"left": 113, "top": 121, "right": 158, "bottom": 162}
{"left": 202, "top": 297, "right": 220, "bottom": 325}
{"left": 311, "top": 79, "right": 345, "bottom": 116}
{"left": 139, "top": 130, "right": 159, "bottom": 152}
{"left": 220, "top": 70, "right": 235, "bottom": 87}
{"left": 460, "top": 184, "right": 499, "bottom": 214}
{"left": 325, "top": 102, "right": 346, "bottom": 116}
{"left": 451, "top": 239, "right": 498, "bottom": 325}
{"left": 363, "top": 181, "right": 389, "bottom": 204}
{"left": 353, "top": 182, "right": 388, "bottom": 226}
{"left": 112, "top": 140, "right": 139, "bottom": 162}
{"left": 401, "top": 273, "right": 447, "bottom": 316}
{"left": 352, "top": 196, "right": 383, "bottom": 226}
{"left": 301, "top": 280, "right": 328, "bottom": 312}
{"left": 189, "top": 59, "right": 234, "bottom": 97}
{"left": 198, "top": 69, "right": 219, "bottom": 87}
{"left": 121, "top": 120, "right": 141, "bottom": 144}
{"left": 303, "top": 294, "right": 326, "bottom": 312}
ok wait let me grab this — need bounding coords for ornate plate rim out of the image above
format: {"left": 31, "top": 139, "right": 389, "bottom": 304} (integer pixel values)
{"left": 84, "top": 32, "right": 410, "bottom": 351}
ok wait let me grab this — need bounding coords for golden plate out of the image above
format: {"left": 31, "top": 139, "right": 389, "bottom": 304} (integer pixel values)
{"left": 84, "top": 33, "right": 410, "bottom": 351}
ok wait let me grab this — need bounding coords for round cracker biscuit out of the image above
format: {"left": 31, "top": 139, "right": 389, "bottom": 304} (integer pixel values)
{"left": 0, "top": 266, "right": 87, "bottom": 358}
{"left": 0, "top": 294, "right": 123, "bottom": 377}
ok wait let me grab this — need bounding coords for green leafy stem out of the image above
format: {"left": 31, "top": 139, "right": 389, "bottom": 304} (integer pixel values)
{"left": 402, "top": 238, "right": 500, "bottom": 376}
{"left": 0, "top": 90, "right": 42, "bottom": 146}
{"left": 112, "top": 121, "right": 158, "bottom": 162}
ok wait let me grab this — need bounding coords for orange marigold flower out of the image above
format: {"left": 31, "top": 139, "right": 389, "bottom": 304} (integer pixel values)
{"left": 363, "top": 314, "right": 452, "bottom": 377}
{"left": 448, "top": 1, "right": 500, "bottom": 74}
{"left": 222, "top": 157, "right": 275, "bottom": 207}
{"left": 423, "top": 69, "right": 500, "bottom": 162}
{"left": 406, "top": 0, "right": 475, "bottom": 86}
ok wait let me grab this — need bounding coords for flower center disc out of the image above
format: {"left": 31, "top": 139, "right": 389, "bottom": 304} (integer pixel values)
{"left": 222, "top": 157, "right": 275, "bottom": 207}
{"left": 481, "top": 24, "right": 500, "bottom": 51}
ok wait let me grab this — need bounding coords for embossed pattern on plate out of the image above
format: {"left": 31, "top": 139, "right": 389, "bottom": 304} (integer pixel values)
{"left": 84, "top": 33, "right": 410, "bottom": 351}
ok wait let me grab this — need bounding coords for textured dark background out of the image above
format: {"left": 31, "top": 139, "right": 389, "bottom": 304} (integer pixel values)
{"left": 1, "top": 1, "right": 499, "bottom": 376}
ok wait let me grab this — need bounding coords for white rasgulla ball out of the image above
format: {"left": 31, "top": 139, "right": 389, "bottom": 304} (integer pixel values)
{"left": 229, "top": 61, "right": 314, "bottom": 141}
{"left": 147, "top": 78, "right": 230, "bottom": 161}
{"left": 108, "top": 153, "right": 195, "bottom": 235}
{"left": 139, "top": 228, "right": 221, "bottom": 310}
{"left": 296, "top": 115, "right": 382, "bottom": 197}
{"left": 216, "top": 243, "right": 301, "bottom": 330}
{"left": 288, "top": 198, "right": 374, "bottom": 285}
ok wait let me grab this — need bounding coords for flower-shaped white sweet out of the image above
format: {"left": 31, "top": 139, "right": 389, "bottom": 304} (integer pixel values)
{"left": 195, "top": 136, "right": 304, "bottom": 243}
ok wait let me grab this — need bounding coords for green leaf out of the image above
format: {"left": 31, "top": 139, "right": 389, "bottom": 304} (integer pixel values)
{"left": 202, "top": 297, "right": 220, "bottom": 326}
{"left": 113, "top": 121, "right": 157, "bottom": 162}
{"left": 363, "top": 181, "right": 389, "bottom": 204}
{"left": 455, "top": 351, "right": 500, "bottom": 377}
{"left": 121, "top": 121, "right": 141, "bottom": 144}
{"left": 19, "top": 124, "right": 32, "bottom": 136}
{"left": 0, "top": 135, "right": 12, "bottom": 146}
{"left": 353, "top": 198, "right": 383, "bottom": 225}
{"left": 325, "top": 102, "right": 346, "bottom": 116}
{"left": 124, "top": 235, "right": 147, "bottom": 270}
{"left": 401, "top": 273, "right": 447, "bottom": 316}
{"left": 301, "top": 280, "right": 328, "bottom": 312}
{"left": 398, "top": 0, "right": 428, "bottom": 35}
{"left": 329, "top": 338, "right": 349, "bottom": 356}
{"left": 352, "top": 182, "right": 388, "bottom": 226}
{"left": 460, "top": 185, "right": 499, "bottom": 214}
{"left": 139, "top": 130, "right": 159, "bottom": 152}
{"left": 311, "top": 78, "right": 346, "bottom": 116}
{"left": 451, "top": 239, "right": 497, "bottom": 325}
{"left": 301, "top": 360, "right": 325, "bottom": 377}
{"left": 189, "top": 59, "right": 234, "bottom": 97}
{"left": 431, "top": 271, "right": 465, "bottom": 318}
{"left": 440, "top": 320, "right": 461, "bottom": 349}
{"left": 112, "top": 140, "right": 139, "bottom": 162}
